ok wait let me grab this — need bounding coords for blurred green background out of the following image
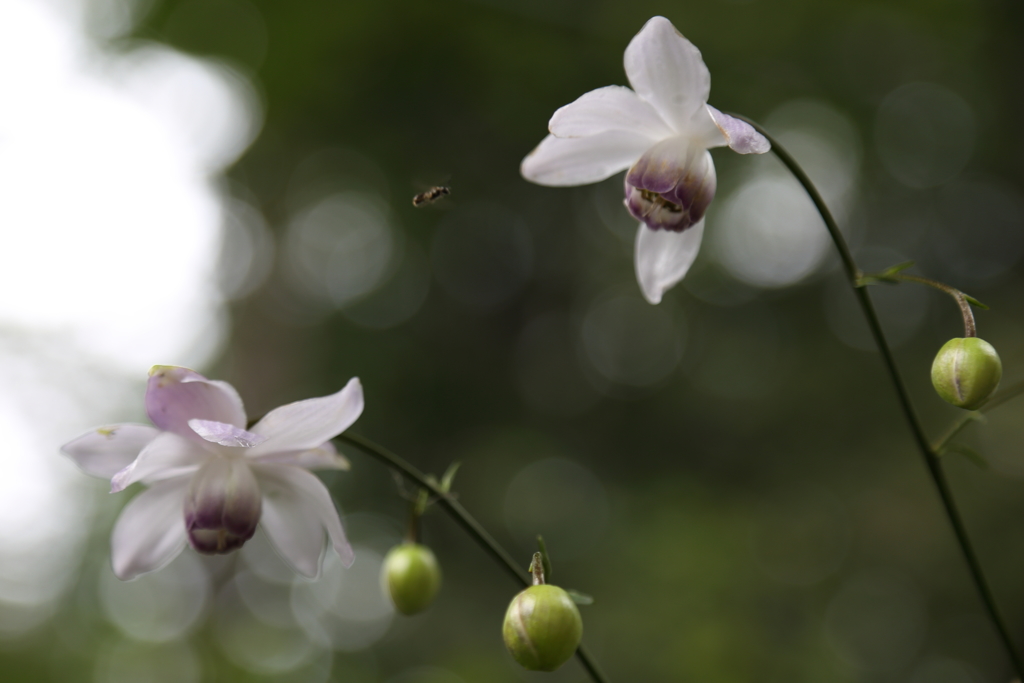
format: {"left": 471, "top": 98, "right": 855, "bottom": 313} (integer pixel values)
{"left": 4, "top": 0, "right": 1024, "bottom": 682}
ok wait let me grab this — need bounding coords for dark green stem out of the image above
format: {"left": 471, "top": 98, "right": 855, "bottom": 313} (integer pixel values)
{"left": 732, "top": 115, "right": 1024, "bottom": 679}
{"left": 335, "top": 431, "right": 610, "bottom": 683}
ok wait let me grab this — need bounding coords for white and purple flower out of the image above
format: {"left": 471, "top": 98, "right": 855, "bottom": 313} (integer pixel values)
{"left": 521, "top": 16, "right": 770, "bottom": 304}
{"left": 62, "top": 366, "right": 362, "bottom": 580}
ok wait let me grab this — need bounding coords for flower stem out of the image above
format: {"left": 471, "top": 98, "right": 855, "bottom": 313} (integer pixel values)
{"left": 896, "top": 274, "right": 977, "bottom": 337}
{"left": 335, "top": 431, "right": 610, "bottom": 683}
{"left": 861, "top": 270, "right": 979, "bottom": 337}
{"left": 530, "top": 552, "right": 546, "bottom": 585}
{"left": 732, "top": 114, "right": 1024, "bottom": 679}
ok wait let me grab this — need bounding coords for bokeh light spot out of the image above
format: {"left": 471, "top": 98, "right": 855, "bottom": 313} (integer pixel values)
{"left": 503, "top": 458, "right": 610, "bottom": 560}
{"left": 580, "top": 294, "right": 683, "bottom": 387}
{"left": 712, "top": 178, "right": 831, "bottom": 288}
{"left": 291, "top": 547, "right": 394, "bottom": 652}
{"left": 94, "top": 639, "right": 201, "bottom": 683}
{"left": 285, "top": 192, "right": 396, "bottom": 308}
{"left": 875, "top": 82, "right": 975, "bottom": 189}
{"left": 99, "top": 551, "right": 210, "bottom": 643}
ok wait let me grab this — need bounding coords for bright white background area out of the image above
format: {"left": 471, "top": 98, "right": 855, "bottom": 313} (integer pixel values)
{"left": 0, "top": 0, "right": 260, "bottom": 635}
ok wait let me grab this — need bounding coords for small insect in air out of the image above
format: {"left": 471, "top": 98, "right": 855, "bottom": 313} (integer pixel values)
{"left": 412, "top": 186, "right": 451, "bottom": 207}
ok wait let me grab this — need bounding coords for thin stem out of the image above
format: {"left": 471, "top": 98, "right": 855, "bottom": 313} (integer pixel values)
{"left": 406, "top": 497, "right": 421, "bottom": 544}
{"left": 888, "top": 273, "right": 977, "bottom": 337}
{"left": 530, "top": 552, "right": 546, "bottom": 585}
{"left": 732, "top": 114, "right": 1024, "bottom": 678}
{"left": 933, "top": 378, "right": 1024, "bottom": 453}
{"left": 931, "top": 414, "right": 984, "bottom": 456}
{"left": 335, "top": 431, "right": 610, "bottom": 683}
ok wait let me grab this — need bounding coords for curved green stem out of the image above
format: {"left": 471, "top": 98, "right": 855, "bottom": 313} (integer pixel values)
{"left": 335, "top": 431, "right": 610, "bottom": 683}
{"left": 732, "top": 114, "right": 1024, "bottom": 679}
{"left": 865, "top": 271, "right": 978, "bottom": 338}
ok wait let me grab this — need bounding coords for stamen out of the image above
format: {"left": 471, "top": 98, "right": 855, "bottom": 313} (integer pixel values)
{"left": 639, "top": 190, "right": 683, "bottom": 214}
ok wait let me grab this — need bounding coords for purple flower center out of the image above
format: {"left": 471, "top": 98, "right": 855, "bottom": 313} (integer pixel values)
{"left": 184, "top": 457, "right": 262, "bottom": 555}
{"left": 623, "top": 138, "right": 716, "bottom": 232}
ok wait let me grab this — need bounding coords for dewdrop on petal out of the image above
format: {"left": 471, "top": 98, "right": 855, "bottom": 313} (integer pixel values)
{"left": 502, "top": 553, "right": 582, "bottom": 671}
{"left": 931, "top": 337, "right": 1002, "bottom": 410}
{"left": 383, "top": 543, "right": 442, "bottom": 615}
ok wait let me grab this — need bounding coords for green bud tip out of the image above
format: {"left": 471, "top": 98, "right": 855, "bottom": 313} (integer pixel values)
{"left": 931, "top": 337, "right": 1002, "bottom": 411}
{"left": 502, "top": 584, "right": 583, "bottom": 672}
{"left": 382, "top": 543, "right": 441, "bottom": 615}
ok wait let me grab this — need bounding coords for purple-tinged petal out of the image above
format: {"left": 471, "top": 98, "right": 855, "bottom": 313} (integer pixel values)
{"left": 250, "top": 441, "right": 351, "bottom": 471}
{"left": 61, "top": 424, "right": 160, "bottom": 479}
{"left": 707, "top": 106, "right": 770, "bottom": 154}
{"left": 635, "top": 220, "right": 705, "bottom": 304}
{"left": 548, "top": 85, "right": 674, "bottom": 140}
{"left": 146, "top": 366, "right": 247, "bottom": 440}
{"left": 521, "top": 131, "right": 655, "bottom": 187}
{"left": 184, "top": 457, "right": 262, "bottom": 555}
{"left": 110, "top": 432, "right": 206, "bottom": 493}
{"left": 624, "top": 140, "right": 716, "bottom": 231}
{"left": 254, "top": 464, "right": 353, "bottom": 577}
{"left": 189, "top": 420, "right": 268, "bottom": 448}
{"left": 246, "top": 378, "right": 363, "bottom": 458}
{"left": 110, "top": 477, "right": 190, "bottom": 580}
{"left": 624, "top": 16, "right": 711, "bottom": 133}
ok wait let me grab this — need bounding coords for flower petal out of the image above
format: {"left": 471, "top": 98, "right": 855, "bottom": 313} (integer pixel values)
{"left": 110, "top": 477, "right": 190, "bottom": 580}
{"left": 707, "top": 106, "right": 771, "bottom": 154}
{"left": 521, "top": 131, "right": 654, "bottom": 187}
{"left": 634, "top": 220, "right": 705, "bottom": 304}
{"left": 624, "top": 16, "right": 711, "bottom": 133}
{"left": 250, "top": 441, "right": 351, "bottom": 471}
{"left": 246, "top": 378, "right": 363, "bottom": 457}
{"left": 548, "top": 85, "right": 674, "bottom": 140}
{"left": 189, "top": 419, "right": 267, "bottom": 448}
{"left": 146, "top": 366, "right": 247, "bottom": 440}
{"left": 61, "top": 424, "right": 160, "bottom": 479}
{"left": 254, "top": 464, "right": 353, "bottom": 577}
{"left": 110, "top": 432, "right": 206, "bottom": 493}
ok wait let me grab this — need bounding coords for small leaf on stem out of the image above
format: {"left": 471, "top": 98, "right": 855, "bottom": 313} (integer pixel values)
{"left": 882, "top": 261, "right": 916, "bottom": 276}
{"left": 963, "top": 294, "right": 990, "bottom": 310}
{"left": 440, "top": 461, "right": 461, "bottom": 493}
{"left": 566, "top": 589, "right": 594, "bottom": 606}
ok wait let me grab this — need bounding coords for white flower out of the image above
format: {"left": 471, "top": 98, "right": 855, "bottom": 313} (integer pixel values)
{"left": 62, "top": 366, "right": 362, "bottom": 580}
{"left": 521, "top": 16, "right": 770, "bottom": 304}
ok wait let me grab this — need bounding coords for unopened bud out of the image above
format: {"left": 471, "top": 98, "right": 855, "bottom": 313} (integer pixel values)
{"left": 383, "top": 543, "right": 441, "bottom": 615}
{"left": 931, "top": 337, "right": 1002, "bottom": 410}
{"left": 502, "top": 584, "right": 582, "bottom": 671}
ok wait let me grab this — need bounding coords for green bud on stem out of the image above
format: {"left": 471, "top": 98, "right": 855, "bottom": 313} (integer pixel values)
{"left": 503, "top": 584, "right": 583, "bottom": 671}
{"left": 931, "top": 337, "right": 1002, "bottom": 410}
{"left": 382, "top": 543, "right": 441, "bottom": 615}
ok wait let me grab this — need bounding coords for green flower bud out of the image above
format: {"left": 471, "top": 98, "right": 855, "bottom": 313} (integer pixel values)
{"left": 382, "top": 543, "right": 441, "bottom": 615}
{"left": 502, "top": 584, "right": 583, "bottom": 671}
{"left": 931, "top": 337, "right": 1002, "bottom": 410}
